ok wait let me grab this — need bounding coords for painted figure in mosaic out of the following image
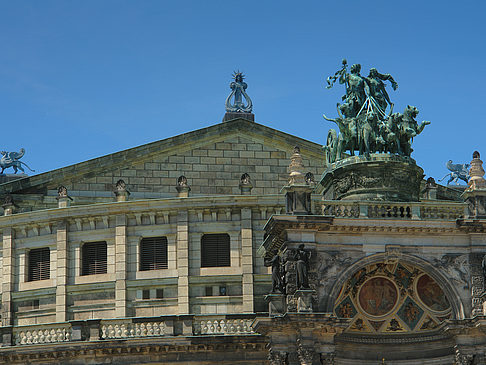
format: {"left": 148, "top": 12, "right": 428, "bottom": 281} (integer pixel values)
{"left": 323, "top": 60, "right": 430, "bottom": 162}
{"left": 294, "top": 244, "right": 311, "bottom": 289}
{"left": 225, "top": 71, "right": 253, "bottom": 113}
{"left": 0, "top": 148, "right": 35, "bottom": 174}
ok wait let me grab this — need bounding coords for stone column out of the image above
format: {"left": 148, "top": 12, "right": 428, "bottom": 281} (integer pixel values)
{"left": 1, "top": 228, "right": 14, "bottom": 327}
{"left": 115, "top": 214, "right": 127, "bottom": 317}
{"left": 177, "top": 210, "right": 190, "bottom": 314}
{"left": 56, "top": 221, "right": 68, "bottom": 322}
{"left": 241, "top": 208, "right": 254, "bottom": 313}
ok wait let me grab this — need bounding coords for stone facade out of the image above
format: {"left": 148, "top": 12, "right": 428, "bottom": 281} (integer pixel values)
{"left": 0, "top": 117, "right": 483, "bottom": 364}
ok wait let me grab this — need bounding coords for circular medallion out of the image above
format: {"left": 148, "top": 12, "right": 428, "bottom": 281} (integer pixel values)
{"left": 358, "top": 277, "right": 398, "bottom": 316}
{"left": 416, "top": 274, "right": 450, "bottom": 312}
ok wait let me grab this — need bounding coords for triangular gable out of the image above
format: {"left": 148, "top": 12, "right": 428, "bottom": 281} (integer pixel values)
{"left": 1, "top": 119, "right": 324, "bottom": 196}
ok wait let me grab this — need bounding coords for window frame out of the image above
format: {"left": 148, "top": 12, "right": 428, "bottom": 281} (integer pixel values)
{"left": 139, "top": 236, "right": 169, "bottom": 271}
{"left": 81, "top": 241, "right": 108, "bottom": 276}
{"left": 200, "top": 233, "right": 231, "bottom": 268}
{"left": 27, "top": 247, "right": 50, "bottom": 282}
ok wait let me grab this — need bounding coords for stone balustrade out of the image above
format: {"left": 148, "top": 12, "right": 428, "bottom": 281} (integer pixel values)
{"left": 194, "top": 317, "right": 255, "bottom": 335}
{"left": 317, "top": 200, "right": 467, "bottom": 220}
{"left": 13, "top": 322, "right": 72, "bottom": 345}
{"left": 100, "top": 319, "right": 173, "bottom": 339}
{"left": 2, "top": 315, "right": 258, "bottom": 347}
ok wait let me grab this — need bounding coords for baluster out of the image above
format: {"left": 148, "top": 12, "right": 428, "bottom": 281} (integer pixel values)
{"left": 101, "top": 325, "right": 107, "bottom": 339}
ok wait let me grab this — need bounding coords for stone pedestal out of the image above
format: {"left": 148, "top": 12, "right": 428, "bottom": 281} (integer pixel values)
{"left": 57, "top": 196, "right": 72, "bottom": 208}
{"left": 223, "top": 112, "right": 254, "bottom": 123}
{"left": 176, "top": 185, "right": 191, "bottom": 198}
{"left": 295, "top": 289, "right": 315, "bottom": 313}
{"left": 265, "top": 294, "right": 287, "bottom": 317}
{"left": 318, "top": 154, "right": 424, "bottom": 202}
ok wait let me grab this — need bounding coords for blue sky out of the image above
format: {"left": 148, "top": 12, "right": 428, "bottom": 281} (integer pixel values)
{"left": 0, "top": 1, "right": 484, "bottom": 182}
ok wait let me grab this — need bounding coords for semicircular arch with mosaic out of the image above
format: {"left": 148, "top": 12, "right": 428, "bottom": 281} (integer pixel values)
{"left": 334, "top": 261, "right": 452, "bottom": 333}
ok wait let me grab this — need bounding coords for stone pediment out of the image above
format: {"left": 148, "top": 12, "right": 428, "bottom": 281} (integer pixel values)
{"left": 0, "top": 119, "right": 324, "bottom": 206}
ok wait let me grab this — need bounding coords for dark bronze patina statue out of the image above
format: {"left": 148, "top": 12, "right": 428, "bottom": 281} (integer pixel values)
{"left": 323, "top": 60, "right": 430, "bottom": 162}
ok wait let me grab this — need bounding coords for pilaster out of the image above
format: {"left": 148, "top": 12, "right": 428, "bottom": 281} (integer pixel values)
{"left": 1, "top": 228, "right": 14, "bottom": 327}
{"left": 56, "top": 222, "right": 67, "bottom": 322}
{"left": 115, "top": 214, "right": 127, "bottom": 317}
{"left": 241, "top": 207, "right": 254, "bottom": 313}
{"left": 177, "top": 210, "right": 189, "bottom": 314}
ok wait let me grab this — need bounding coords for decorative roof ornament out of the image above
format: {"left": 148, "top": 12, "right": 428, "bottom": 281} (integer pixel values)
{"left": 239, "top": 173, "right": 253, "bottom": 195}
{"left": 439, "top": 160, "right": 470, "bottom": 185}
{"left": 176, "top": 175, "right": 191, "bottom": 198}
{"left": 288, "top": 146, "right": 305, "bottom": 185}
{"left": 225, "top": 71, "right": 253, "bottom": 113}
{"left": 466, "top": 151, "right": 486, "bottom": 191}
{"left": 323, "top": 60, "right": 430, "bottom": 162}
{"left": 281, "top": 146, "right": 314, "bottom": 215}
{"left": 114, "top": 179, "right": 130, "bottom": 202}
{"left": 0, "top": 148, "right": 35, "bottom": 175}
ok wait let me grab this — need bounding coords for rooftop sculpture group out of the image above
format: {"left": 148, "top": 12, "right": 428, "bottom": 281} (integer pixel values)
{"left": 323, "top": 60, "right": 430, "bottom": 163}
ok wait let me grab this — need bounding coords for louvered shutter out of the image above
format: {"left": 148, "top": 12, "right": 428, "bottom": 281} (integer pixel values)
{"left": 201, "top": 234, "right": 230, "bottom": 267}
{"left": 82, "top": 242, "right": 107, "bottom": 275}
{"left": 28, "top": 247, "right": 50, "bottom": 281}
{"left": 140, "top": 237, "right": 168, "bottom": 271}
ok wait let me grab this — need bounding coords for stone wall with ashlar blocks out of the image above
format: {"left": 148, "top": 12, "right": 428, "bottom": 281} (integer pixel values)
{"left": 68, "top": 135, "right": 324, "bottom": 196}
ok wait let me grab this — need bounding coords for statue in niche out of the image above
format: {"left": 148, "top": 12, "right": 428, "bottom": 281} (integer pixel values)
{"left": 0, "top": 148, "right": 35, "bottom": 174}
{"left": 264, "top": 254, "right": 284, "bottom": 294}
{"left": 323, "top": 60, "right": 430, "bottom": 162}
{"left": 439, "top": 160, "right": 470, "bottom": 185}
{"left": 225, "top": 71, "right": 253, "bottom": 113}
{"left": 294, "top": 244, "right": 311, "bottom": 289}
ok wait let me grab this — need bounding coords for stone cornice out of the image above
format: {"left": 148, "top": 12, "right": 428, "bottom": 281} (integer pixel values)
{"left": 0, "top": 335, "right": 266, "bottom": 364}
{"left": 0, "top": 194, "right": 285, "bottom": 231}
{"left": 456, "top": 218, "right": 486, "bottom": 233}
{"left": 253, "top": 313, "right": 349, "bottom": 336}
{"left": 260, "top": 215, "right": 334, "bottom": 257}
